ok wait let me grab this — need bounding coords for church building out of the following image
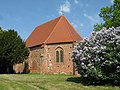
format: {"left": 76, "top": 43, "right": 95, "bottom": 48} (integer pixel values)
{"left": 26, "top": 16, "right": 83, "bottom": 74}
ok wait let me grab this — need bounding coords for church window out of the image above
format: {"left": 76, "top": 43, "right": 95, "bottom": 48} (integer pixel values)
{"left": 55, "top": 47, "right": 64, "bottom": 63}
{"left": 56, "top": 51, "right": 59, "bottom": 62}
{"left": 60, "top": 50, "right": 63, "bottom": 62}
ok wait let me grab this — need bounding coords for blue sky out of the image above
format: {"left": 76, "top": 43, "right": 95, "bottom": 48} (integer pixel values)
{"left": 0, "top": 0, "right": 113, "bottom": 40}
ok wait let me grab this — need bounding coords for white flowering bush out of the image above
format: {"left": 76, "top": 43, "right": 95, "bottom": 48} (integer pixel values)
{"left": 72, "top": 27, "right": 120, "bottom": 85}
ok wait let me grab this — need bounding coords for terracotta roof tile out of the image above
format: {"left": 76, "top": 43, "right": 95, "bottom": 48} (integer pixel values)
{"left": 26, "top": 16, "right": 83, "bottom": 47}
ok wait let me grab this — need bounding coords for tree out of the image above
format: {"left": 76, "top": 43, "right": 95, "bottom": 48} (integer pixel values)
{"left": 94, "top": 0, "right": 120, "bottom": 31}
{"left": 72, "top": 27, "right": 120, "bottom": 85}
{"left": 0, "top": 29, "right": 29, "bottom": 73}
{"left": 0, "top": 27, "right": 3, "bottom": 33}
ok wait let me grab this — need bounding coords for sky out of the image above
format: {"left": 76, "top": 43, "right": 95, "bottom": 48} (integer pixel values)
{"left": 0, "top": 0, "right": 113, "bottom": 40}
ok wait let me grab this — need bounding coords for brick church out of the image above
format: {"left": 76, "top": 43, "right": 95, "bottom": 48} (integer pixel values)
{"left": 26, "top": 15, "right": 83, "bottom": 74}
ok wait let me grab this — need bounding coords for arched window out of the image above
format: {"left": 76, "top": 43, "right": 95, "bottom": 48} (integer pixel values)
{"left": 60, "top": 50, "right": 63, "bottom": 62}
{"left": 55, "top": 47, "right": 64, "bottom": 63}
{"left": 56, "top": 51, "right": 59, "bottom": 62}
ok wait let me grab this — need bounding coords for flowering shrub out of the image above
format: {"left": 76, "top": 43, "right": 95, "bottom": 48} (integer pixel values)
{"left": 72, "top": 27, "right": 120, "bottom": 85}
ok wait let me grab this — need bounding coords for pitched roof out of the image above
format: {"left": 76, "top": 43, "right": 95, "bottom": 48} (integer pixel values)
{"left": 26, "top": 16, "right": 83, "bottom": 48}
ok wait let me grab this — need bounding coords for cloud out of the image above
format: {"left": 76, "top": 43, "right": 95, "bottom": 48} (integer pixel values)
{"left": 111, "top": 0, "right": 113, "bottom": 4}
{"left": 83, "top": 13, "right": 99, "bottom": 24}
{"left": 71, "top": 22, "right": 78, "bottom": 29}
{"left": 58, "top": 0, "right": 71, "bottom": 15}
{"left": 80, "top": 23, "right": 84, "bottom": 27}
{"left": 74, "top": 0, "right": 88, "bottom": 7}
{"left": 72, "top": 20, "right": 84, "bottom": 30}
{"left": 74, "top": 0, "right": 79, "bottom": 4}
{"left": 46, "top": 14, "right": 55, "bottom": 18}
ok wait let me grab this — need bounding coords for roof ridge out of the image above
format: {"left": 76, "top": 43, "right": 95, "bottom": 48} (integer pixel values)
{"left": 65, "top": 17, "right": 83, "bottom": 41}
{"left": 26, "top": 15, "right": 83, "bottom": 47}
{"left": 43, "top": 16, "right": 62, "bottom": 44}
{"left": 26, "top": 17, "right": 59, "bottom": 43}
{"left": 69, "top": 22, "right": 83, "bottom": 40}
{"left": 65, "top": 17, "right": 75, "bottom": 42}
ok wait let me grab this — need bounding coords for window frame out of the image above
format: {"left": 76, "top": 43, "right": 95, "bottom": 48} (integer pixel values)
{"left": 56, "top": 50, "right": 59, "bottom": 63}
{"left": 60, "top": 50, "right": 63, "bottom": 62}
{"left": 55, "top": 47, "right": 64, "bottom": 63}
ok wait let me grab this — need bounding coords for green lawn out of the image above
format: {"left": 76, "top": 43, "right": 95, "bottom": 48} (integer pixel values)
{"left": 0, "top": 74, "right": 119, "bottom": 90}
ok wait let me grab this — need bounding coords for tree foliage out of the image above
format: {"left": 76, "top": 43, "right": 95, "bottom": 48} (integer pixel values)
{"left": 0, "top": 29, "right": 29, "bottom": 73}
{"left": 94, "top": 0, "right": 120, "bottom": 31}
{"left": 0, "top": 27, "right": 3, "bottom": 33}
{"left": 72, "top": 27, "right": 120, "bottom": 85}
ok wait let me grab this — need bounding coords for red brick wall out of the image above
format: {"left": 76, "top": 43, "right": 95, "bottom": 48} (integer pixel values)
{"left": 28, "top": 46, "right": 45, "bottom": 73}
{"left": 28, "top": 42, "right": 74, "bottom": 75}
{"left": 46, "top": 43, "right": 74, "bottom": 74}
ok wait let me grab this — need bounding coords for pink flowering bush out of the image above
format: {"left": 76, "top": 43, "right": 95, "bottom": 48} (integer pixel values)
{"left": 72, "top": 27, "right": 120, "bottom": 85}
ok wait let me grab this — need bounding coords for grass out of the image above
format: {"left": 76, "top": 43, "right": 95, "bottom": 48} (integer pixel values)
{"left": 0, "top": 74, "right": 119, "bottom": 90}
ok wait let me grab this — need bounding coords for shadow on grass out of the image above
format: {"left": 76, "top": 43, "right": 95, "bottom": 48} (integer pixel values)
{"left": 66, "top": 77, "right": 85, "bottom": 84}
{"left": 66, "top": 77, "right": 104, "bottom": 86}
{"left": 66, "top": 77, "right": 120, "bottom": 86}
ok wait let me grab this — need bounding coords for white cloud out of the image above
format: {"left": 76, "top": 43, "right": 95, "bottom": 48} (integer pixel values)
{"left": 80, "top": 23, "right": 84, "bottom": 27}
{"left": 58, "top": 0, "right": 71, "bottom": 15}
{"left": 71, "top": 22, "right": 78, "bottom": 29}
{"left": 72, "top": 21, "right": 84, "bottom": 31}
{"left": 74, "top": 0, "right": 79, "bottom": 4}
{"left": 83, "top": 13, "right": 99, "bottom": 24}
{"left": 46, "top": 15, "right": 55, "bottom": 18}
{"left": 111, "top": 0, "right": 113, "bottom": 4}
{"left": 74, "top": 0, "right": 88, "bottom": 7}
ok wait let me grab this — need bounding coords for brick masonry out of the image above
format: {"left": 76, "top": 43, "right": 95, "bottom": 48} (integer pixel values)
{"left": 27, "top": 42, "right": 76, "bottom": 75}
